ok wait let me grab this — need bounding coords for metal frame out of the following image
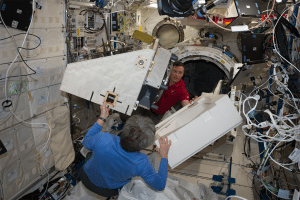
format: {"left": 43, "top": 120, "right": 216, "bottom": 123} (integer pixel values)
{"left": 173, "top": 46, "right": 241, "bottom": 78}
{"left": 104, "top": 91, "right": 119, "bottom": 107}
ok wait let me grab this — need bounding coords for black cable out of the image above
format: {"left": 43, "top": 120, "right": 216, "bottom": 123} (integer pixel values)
{"left": 0, "top": 49, "right": 36, "bottom": 81}
{"left": 274, "top": 140, "right": 294, "bottom": 149}
{"left": 0, "top": 33, "right": 41, "bottom": 80}
{"left": 0, "top": 33, "right": 39, "bottom": 41}
{"left": 79, "top": 9, "right": 105, "bottom": 34}
{"left": 252, "top": 173, "right": 264, "bottom": 200}
{"left": 243, "top": 131, "right": 256, "bottom": 166}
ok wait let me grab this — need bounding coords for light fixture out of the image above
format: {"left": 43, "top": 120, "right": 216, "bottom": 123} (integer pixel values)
{"left": 149, "top": 3, "right": 158, "bottom": 8}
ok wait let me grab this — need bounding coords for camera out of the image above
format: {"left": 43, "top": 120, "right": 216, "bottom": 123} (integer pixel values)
{"left": 157, "top": 0, "right": 194, "bottom": 17}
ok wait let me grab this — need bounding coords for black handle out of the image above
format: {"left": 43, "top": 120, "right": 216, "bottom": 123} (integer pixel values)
{"left": 2, "top": 100, "right": 12, "bottom": 108}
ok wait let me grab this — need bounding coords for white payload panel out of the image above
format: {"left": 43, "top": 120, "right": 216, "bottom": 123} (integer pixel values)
{"left": 155, "top": 94, "right": 242, "bottom": 169}
{"left": 60, "top": 49, "right": 156, "bottom": 115}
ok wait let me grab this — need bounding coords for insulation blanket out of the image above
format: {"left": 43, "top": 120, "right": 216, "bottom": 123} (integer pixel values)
{"left": 45, "top": 104, "right": 74, "bottom": 170}
{"left": 118, "top": 153, "right": 218, "bottom": 200}
{"left": 117, "top": 175, "right": 218, "bottom": 200}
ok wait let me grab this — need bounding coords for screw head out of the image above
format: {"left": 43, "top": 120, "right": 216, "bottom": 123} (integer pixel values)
{"left": 138, "top": 60, "right": 144, "bottom": 65}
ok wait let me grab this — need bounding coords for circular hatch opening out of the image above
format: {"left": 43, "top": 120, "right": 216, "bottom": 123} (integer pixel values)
{"left": 152, "top": 18, "right": 184, "bottom": 49}
{"left": 183, "top": 60, "right": 227, "bottom": 97}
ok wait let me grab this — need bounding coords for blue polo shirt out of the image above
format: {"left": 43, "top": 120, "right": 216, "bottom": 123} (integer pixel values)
{"left": 82, "top": 122, "right": 168, "bottom": 191}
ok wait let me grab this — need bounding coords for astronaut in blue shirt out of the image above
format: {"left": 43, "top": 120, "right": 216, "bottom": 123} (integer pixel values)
{"left": 82, "top": 101, "right": 172, "bottom": 192}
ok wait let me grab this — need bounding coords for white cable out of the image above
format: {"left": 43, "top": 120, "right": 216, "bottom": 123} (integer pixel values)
{"left": 242, "top": 96, "right": 259, "bottom": 125}
{"left": 3, "top": 0, "right": 36, "bottom": 101}
{"left": 225, "top": 196, "right": 248, "bottom": 200}
{"left": 259, "top": 137, "right": 286, "bottom": 175}
{"left": 36, "top": 160, "right": 50, "bottom": 200}
{"left": 261, "top": 181, "right": 280, "bottom": 198}
{"left": 0, "top": 1, "right": 51, "bottom": 157}
{"left": 275, "top": 79, "right": 300, "bottom": 114}
{"left": 266, "top": 83, "right": 299, "bottom": 114}
{"left": 249, "top": 76, "right": 273, "bottom": 97}
{"left": 127, "top": 0, "right": 135, "bottom": 7}
{"left": 0, "top": 14, "right": 19, "bottom": 54}
{"left": 271, "top": 65, "right": 299, "bottom": 112}
{"left": 10, "top": 109, "right": 52, "bottom": 157}
{"left": 103, "top": 10, "right": 127, "bottom": 14}
{"left": 110, "top": 40, "right": 126, "bottom": 45}
{"left": 113, "top": 0, "right": 122, "bottom": 7}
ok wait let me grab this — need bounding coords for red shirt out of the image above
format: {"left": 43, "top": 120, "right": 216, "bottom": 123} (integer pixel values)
{"left": 152, "top": 79, "right": 190, "bottom": 114}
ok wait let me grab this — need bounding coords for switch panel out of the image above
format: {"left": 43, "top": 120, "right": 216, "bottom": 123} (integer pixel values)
{"left": 71, "top": 15, "right": 85, "bottom": 37}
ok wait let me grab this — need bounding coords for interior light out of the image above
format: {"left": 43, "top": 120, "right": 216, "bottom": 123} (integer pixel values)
{"left": 149, "top": 3, "right": 158, "bottom": 8}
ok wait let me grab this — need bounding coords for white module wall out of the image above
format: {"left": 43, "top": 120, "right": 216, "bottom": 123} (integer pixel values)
{"left": 0, "top": 0, "right": 71, "bottom": 199}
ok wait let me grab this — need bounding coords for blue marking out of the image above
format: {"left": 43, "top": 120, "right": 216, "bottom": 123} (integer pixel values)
{"left": 243, "top": 45, "right": 246, "bottom": 51}
{"left": 114, "top": 36, "right": 117, "bottom": 49}
{"left": 258, "top": 10, "right": 260, "bottom": 14}
{"left": 243, "top": 56, "right": 246, "bottom": 62}
{"left": 235, "top": 1, "right": 238, "bottom": 6}
{"left": 197, "top": 11, "right": 204, "bottom": 18}
{"left": 1, "top": 4, "right": 6, "bottom": 11}
{"left": 209, "top": 34, "right": 214, "bottom": 38}
{"left": 192, "top": 0, "right": 198, "bottom": 4}
{"left": 255, "top": 3, "right": 258, "bottom": 7}
{"left": 277, "top": 98, "right": 283, "bottom": 115}
{"left": 248, "top": 110, "right": 255, "bottom": 119}
{"left": 252, "top": 35, "right": 256, "bottom": 38}
{"left": 158, "top": 0, "right": 161, "bottom": 7}
{"left": 289, "top": 6, "right": 298, "bottom": 50}
{"left": 238, "top": 9, "right": 240, "bottom": 13}
{"left": 225, "top": 51, "right": 233, "bottom": 58}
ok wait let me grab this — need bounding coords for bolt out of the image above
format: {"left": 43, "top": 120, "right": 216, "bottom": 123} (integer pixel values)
{"left": 138, "top": 60, "right": 144, "bottom": 65}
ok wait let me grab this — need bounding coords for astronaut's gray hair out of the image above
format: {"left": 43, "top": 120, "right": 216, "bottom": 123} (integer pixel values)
{"left": 120, "top": 115, "right": 155, "bottom": 152}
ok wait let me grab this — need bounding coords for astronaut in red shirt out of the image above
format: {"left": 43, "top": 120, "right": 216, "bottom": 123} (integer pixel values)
{"left": 151, "top": 61, "right": 198, "bottom": 117}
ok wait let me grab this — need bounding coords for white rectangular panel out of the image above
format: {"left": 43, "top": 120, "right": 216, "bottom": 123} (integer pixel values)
{"left": 60, "top": 49, "right": 155, "bottom": 115}
{"left": 155, "top": 94, "right": 242, "bottom": 169}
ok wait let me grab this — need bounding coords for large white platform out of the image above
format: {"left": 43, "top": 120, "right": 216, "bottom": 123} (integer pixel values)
{"left": 155, "top": 94, "right": 243, "bottom": 169}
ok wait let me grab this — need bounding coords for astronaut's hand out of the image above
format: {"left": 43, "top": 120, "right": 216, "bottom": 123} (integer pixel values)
{"left": 100, "top": 101, "right": 110, "bottom": 119}
{"left": 190, "top": 96, "right": 198, "bottom": 103}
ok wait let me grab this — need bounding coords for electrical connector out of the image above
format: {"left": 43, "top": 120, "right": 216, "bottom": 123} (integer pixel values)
{"left": 245, "top": 125, "right": 252, "bottom": 129}
{"left": 257, "top": 122, "right": 268, "bottom": 128}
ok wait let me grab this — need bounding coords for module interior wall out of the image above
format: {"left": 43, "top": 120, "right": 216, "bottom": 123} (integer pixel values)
{"left": 0, "top": 0, "right": 68, "bottom": 199}
{"left": 141, "top": 7, "right": 199, "bottom": 45}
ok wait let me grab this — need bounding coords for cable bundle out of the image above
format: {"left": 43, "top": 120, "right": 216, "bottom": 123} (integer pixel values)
{"left": 79, "top": 9, "right": 105, "bottom": 34}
